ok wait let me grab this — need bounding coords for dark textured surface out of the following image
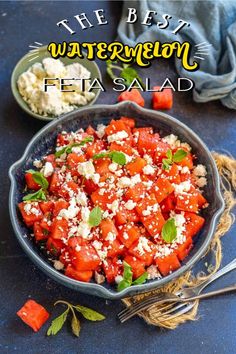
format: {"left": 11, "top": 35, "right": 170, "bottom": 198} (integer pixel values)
{"left": 0, "top": 1, "right": 236, "bottom": 353}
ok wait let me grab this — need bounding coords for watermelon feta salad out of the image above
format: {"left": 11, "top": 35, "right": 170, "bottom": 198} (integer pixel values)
{"left": 18, "top": 117, "right": 208, "bottom": 290}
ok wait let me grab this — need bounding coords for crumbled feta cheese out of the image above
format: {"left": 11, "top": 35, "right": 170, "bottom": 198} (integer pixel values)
{"left": 155, "top": 245, "right": 173, "bottom": 258}
{"left": 76, "top": 191, "right": 87, "bottom": 206}
{"left": 130, "top": 174, "right": 141, "bottom": 186}
{"left": 77, "top": 221, "right": 91, "bottom": 239}
{"left": 68, "top": 225, "right": 78, "bottom": 237}
{"left": 123, "top": 232, "right": 129, "bottom": 240}
{"left": 43, "top": 162, "right": 54, "bottom": 177}
{"left": 143, "top": 180, "right": 153, "bottom": 189}
{"left": 147, "top": 265, "right": 161, "bottom": 280}
{"left": 92, "top": 173, "right": 100, "bottom": 184}
{"left": 170, "top": 211, "right": 186, "bottom": 244}
{"left": 103, "top": 210, "right": 110, "bottom": 218}
{"left": 92, "top": 240, "right": 107, "bottom": 260}
{"left": 81, "top": 206, "right": 90, "bottom": 222}
{"left": 115, "top": 275, "right": 123, "bottom": 284}
{"left": 174, "top": 180, "right": 191, "bottom": 194}
{"left": 92, "top": 240, "right": 102, "bottom": 250}
{"left": 124, "top": 154, "right": 133, "bottom": 163}
{"left": 94, "top": 271, "right": 105, "bottom": 284}
{"left": 143, "top": 154, "right": 153, "bottom": 165}
{"left": 181, "top": 142, "right": 191, "bottom": 151}
{"left": 43, "top": 58, "right": 66, "bottom": 77}
{"left": 71, "top": 146, "right": 83, "bottom": 154}
{"left": 193, "top": 164, "right": 207, "bottom": 177}
{"left": 117, "top": 177, "right": 132, "bottom": 188}
{"left": 124, "top": 200, "right": 136, "bottom": 210}
{"left": 65, "top": 172, "right": 72, "bottom": 182}
{"left": 107, "top": 200, "right": 119, "bottom": 214}
{"left": 136, "top": 237, "right": 152, "bottom": 255}
{"left": 108, "top": 162, "right": 118, "bottom": 172}
{"left": 114, "top": 169, "right": 123, "bottom": 177}
{"left": 196, "top": 177, "right": 207, "bottom": 188}
{"left": 53, "top": 260, "right": 64, "bottom": 270}
{"left": 75, "top": 245, "right": 81, "bottom": 252}
{"left": 17, "top": 71, "right": 37, "bottom": 89}
{"left": 142, "top": 209, "right": 151, "bottom": 216}
{"left": 58, "top": 200, "right": 79, "bottom": 220}
{"left": 133, "top": 131, "right": 139, "bottom": 140}
{"left": 163, "top": 134, "right": 180, "bottom": 148}
{"left": 31, "top": 207, "right": 40, "bottom": 216}
{"left": 24, "top": 203, "right": 32, "bottom": 214}
{"left": 107, "top": 130, "right": 128, "bottom": 143}
{"left": 181, "top": 166, "right": 190, "bottom": 174}
{"left": 98, "top": 188, "right": 105, "bottom": 196}
{"left": 106, "top": 232, "right": 117, "bottom": 242}
{"left": 96, "top": 124, "right": 106, "bottom": 138}
{"left": 17, "top": 59, "right": 95, "bottom": 117}
{"left": 33, "top": 159, "right": 42, "bottom": 168}
{"left": 77, "top": 161, "right": 95, "bottom": 179}
{"left": 143, "top": 165, "right": 155, "bottom": 175}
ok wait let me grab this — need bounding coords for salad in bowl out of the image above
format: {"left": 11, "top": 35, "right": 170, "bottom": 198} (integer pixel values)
{"left": 9, "top": 102, "right": 224, "bottom": 299}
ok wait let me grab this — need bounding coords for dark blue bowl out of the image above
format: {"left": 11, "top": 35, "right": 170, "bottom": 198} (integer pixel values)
{"left": 9, "top": 102, "right": 224, "bottom": 299}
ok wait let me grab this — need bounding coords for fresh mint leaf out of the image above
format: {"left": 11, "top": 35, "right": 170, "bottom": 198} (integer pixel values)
{"left": 55, "top": 137, "right": 94, "bottom": 157}
{"left": 123, "top": 261, "right": 133, "bottom": 283}
{"left": 173, "top": 149, "right": 188, "bottom": 163}
{"left": 93, "top": 151, "right": 126, "bottom": 165}
{"left": 117, "top": 279, "right": 132, "bottom": 292}
{"left": 74, "top": 305, "right": 105, "bottom": 321}
{"left": 23, "top": 188, "right": 47, "bottom": 201}
{"left": 117, "top": 261, "right": 133, "bottom": 291}
{"left": 88, "top": 206, "right": 102, "bottom": 227}
{"left": 92, "top": 152, "right": 108, "bottom": 160}
{"left": 161, "top": 218, "right": 177, "bottom": 243}
{"left": 166, "top": 149, "right": 173, "bottom": 160}
{"left": 26, "top": 170, "right": 49, "bottom": 190}
{"left": 106, "top": 60, "right": 123, "bottom": 80}
{"left": 162, "top": 159, "right": 171, "bottom": 171}
{"left": 110, "top": 151, "right": 126, "bottom": 165}
{"left": 47, "top": 308, "right": 69, "bottom": 336}
{"left": 71, "top": 314, "right": 81, "bottom": 337}
{"left": 106, "top": 60, "right": 144, "bottom": 88}
{"left": 132, "top": 272, "right": 148, "bottom": 285}
{"left": 120, "top": 67, "right": 144, "bottom": 87}
{"left": 162, "top": 149, "right": 175, "bottom": 170}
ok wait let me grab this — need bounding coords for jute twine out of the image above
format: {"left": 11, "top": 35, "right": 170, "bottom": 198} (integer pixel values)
{"left": 122, "top": 153, "right": 236, "bottom": 329}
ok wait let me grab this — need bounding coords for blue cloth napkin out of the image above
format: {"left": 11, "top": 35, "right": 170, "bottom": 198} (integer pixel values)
{"left": 118, "top": 0, "right": 236, "bottom": 109}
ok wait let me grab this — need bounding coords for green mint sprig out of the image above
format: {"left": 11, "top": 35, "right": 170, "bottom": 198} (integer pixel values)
{"left": 117, "top": 262, "right": 148, "bottom": 292}
{"left": 55, "top": 136, "right": 94, "bottom": 158}
{"left": 26, "top": 170, "right": 49, "bottom": 189}
{"left": 47, "top": 300, "right": 105, "bottom": 337}
{"left": 106, "top": 60, "right": 144, "bottom": 87}
{"left": 23, "top": 189, "right": 47, "bottom": 202}
{"left": 93, "top": 151, "right": 126, "bottom": 165}
{"left": 162, "top": 149, "right": 187, "bottom": 170}
{"left": 23, "top": 170, "right": 49, "bottom": 201}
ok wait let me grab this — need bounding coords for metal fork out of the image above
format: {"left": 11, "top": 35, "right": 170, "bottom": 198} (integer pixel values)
{"left": 118, "top": 257, "right": 236, "bottom": 323}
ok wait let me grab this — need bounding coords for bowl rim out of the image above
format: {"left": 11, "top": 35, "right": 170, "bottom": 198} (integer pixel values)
{"left": 9, "top": 101, "right": 225, "bottom": 299}
{"left": 10, "top": 45, "right": 102, "bottom": 122}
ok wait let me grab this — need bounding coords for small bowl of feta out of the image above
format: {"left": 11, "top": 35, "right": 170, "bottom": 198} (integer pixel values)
{"left": 11, "top": 46, "right": 102, "bottom": 121}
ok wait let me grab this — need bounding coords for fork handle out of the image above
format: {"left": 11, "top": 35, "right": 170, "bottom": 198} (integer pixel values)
{"left": 187, "top": 257, "right": 236, "bottom": 295}
{"left": 186, "top": 284, "right": 236, "bottom": 301}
